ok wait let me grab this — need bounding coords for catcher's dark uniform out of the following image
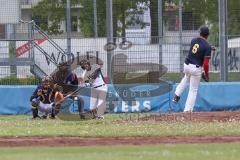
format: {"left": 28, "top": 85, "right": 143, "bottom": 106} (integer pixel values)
{"left": 30, "top": 84, "right": 55, "bottom": 118}
{"left": 31, "top": 84, "right": 54, "bottom": 103}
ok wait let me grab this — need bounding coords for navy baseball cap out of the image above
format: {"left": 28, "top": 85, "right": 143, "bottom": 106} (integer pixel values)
{"left": 200, "top": 26, "right": 209, "bottom": 36}
{"left": 58, "top": 61, "right": 70, "bottom": 67}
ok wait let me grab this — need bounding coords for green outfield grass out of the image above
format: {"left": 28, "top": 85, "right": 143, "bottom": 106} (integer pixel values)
{"left": 0, "top": 114, "right": 240, "bottom": 137}
{"left": 113, "top": 72, "right": 240, "bottom": 84}
{"left": 0, "top": 144, "right": 239, "bottom": 160}
{"left": 0, "top": 72, "right": 238, "bottom": 85}
{"left": 162, "top": 72, "right": 240, "bottom": 83}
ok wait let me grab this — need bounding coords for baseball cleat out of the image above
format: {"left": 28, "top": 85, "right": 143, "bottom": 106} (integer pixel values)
{"left": 79, "top": 113, "right": 86, "bottom": 119}
{"left": 41, "top": 115, "right": 47, "bottom": 119}
{"left": 172, "top": 95, "right": 180, "bottom": 103}
{"left": 49, "top": 115, "right": 55, "bottom": 119}
{"left": 32, "top": 115, "right": 42, "bottom": 119}
{"left": 97, "top": 116, "right": 104, "bottom": 120}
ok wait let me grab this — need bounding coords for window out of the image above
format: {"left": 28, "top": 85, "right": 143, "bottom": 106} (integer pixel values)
{"left": 71, "top": 16, "right": 78, "bottom": 32}
{"left": 33, "top": 15, "right": 48, "bottom": 27}
{"left": 0, "top": 25, "right": 5, "bottom": 38}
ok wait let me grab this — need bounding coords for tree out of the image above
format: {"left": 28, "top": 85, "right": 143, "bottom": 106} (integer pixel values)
{"left": 77, "top": 0, "right": 148, "bottom": 39}
{"left": 32, "top": 0, "right": 148, "bottom": 39}
{"left": 32, "top": 0, "right": 66, "bottom": 35}
{"left": 113, "top": 0, "right": 148, "bottom": 39}
{"left": 181, "top": 0, "right": 216, "bottom": 45}
{"left": 183, "top": 0, "right": 240, "bottom": 43}
{"left": 227, "top": 0, "right": 240, "bottom": 35}
{"left": 32, "top": 0, "right": 240, "bottom": 41}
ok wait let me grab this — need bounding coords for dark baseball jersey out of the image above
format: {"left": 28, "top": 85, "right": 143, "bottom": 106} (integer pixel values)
{"left": 51, "top": 71, "right": 78, "bottom": 86}
{"left": 50, "top": 70, "right": 79, "bottom": 94}
{"left": 65, "top": 73, "right": 78, "bottom": 85}
{"left": 31, "top": 85, "right": 54, "bottom": 104}
{"left": 185, "top": 37, "right": 212, "bottom": 66}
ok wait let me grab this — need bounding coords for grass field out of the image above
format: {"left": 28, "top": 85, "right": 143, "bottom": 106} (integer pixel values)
{"left": 1, "top": 72, "right": 238, "bottom": 85}
{"left": 0, "top": 144, "right": 239, "bottom": 160}
{"left": 0, "top": 114, "right": 240, "bottom": 160}
{"left": 1, "top": 114, "right": 240, "bottom": 137}
{"left": 162, "top": 72, "right": 240, "bottom": 83}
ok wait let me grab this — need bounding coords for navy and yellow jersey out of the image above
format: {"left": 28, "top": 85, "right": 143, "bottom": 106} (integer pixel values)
{"left": 30, "top": 84, "right": 42, "bottom": 101}
{"left": 185, "top": 37, "right": 212, "bottom": 66}
{"left": 31, "top": 85, "right": 54, "bottom": 104}
{"left": 38, "top": 87, "right": 54, "bottom": 104}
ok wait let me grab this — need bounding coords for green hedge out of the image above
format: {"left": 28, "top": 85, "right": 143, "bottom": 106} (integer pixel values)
{"left": 0, "top": 72, "right": 239, "bottom": 85}
{"left": 0, "top": 76, "right": 40, "bottom": 85}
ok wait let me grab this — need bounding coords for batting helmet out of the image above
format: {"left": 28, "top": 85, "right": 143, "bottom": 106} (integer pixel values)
{"left": 80, "top": 59, "right": 90, "bottom": 69}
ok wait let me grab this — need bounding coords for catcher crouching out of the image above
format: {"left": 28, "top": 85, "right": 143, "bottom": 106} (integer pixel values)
{"left": 30, "top": 76, "right": 64, "bottom": 119}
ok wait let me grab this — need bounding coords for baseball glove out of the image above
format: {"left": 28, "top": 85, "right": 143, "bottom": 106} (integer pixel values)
{"left": 201, "top": 73, "right": 209, "bottom": 82}
{"left": 54, "top": 91, "right": 64, "bottom": 114}
{"left": 54, "top": 91, "right": 64, "bottom": 105}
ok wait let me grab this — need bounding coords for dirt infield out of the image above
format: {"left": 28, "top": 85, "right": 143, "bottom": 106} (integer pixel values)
{"left": 140, "top": 112, "right": 240, "bottom": 122}
{"left": 0, "top": 136, "right": 240, "bottom": 147}
{"left": 1, "top": 112, "right": 240, "bottom": 147}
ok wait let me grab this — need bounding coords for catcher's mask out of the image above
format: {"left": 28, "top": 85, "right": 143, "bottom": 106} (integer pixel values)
{"left": 58, "top": 61, "right": 70, "bottom": 72}
{"left": 42, "top": 76, "right": 50, "bottom": 88}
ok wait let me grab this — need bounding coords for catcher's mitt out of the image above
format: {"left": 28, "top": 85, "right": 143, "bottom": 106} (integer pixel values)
{"left": 54, "top": 91, "right": 64, "bottom": 114}
{"left": 54, "top": 91, "right": 64, "bottom": 105}
{"left": 201, "top": 73, "right": 209, "bottom": 82}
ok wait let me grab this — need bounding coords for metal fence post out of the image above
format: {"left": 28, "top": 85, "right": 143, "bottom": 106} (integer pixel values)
{"left": 12, "top": 24, "right": 17, "bottom": 77}
{"left": 7, "top": 24, "right": 17, "bottom": 77}
{"left": 158, "top": 0, "right": 163, "bottom": 66}
{"left": 218, "top": 0, "right": 228, "bottom": 81}
{"left": 28, "top": 22, "right": 34, "bottom": 60}
{"left": 93, "top": 0, "right": 98, "bottom": 38}
{"left": 66, "top": 0, "right": 71, "bottom": 60}
{"left": 179, "top": 0, "right": 183, "bottom": 73}
{"left": 28, "top": 21, "right": 35, "bottom": 75}
{"left": 106, "top": 0, "right": 113, "bottom": 82}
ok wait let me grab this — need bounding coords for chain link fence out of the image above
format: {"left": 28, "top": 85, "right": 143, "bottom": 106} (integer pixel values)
{"left": 0, "top": 0, "right": 239, "bottom": 85}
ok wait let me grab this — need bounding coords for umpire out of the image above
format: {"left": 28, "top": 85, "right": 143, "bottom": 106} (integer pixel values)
{"left": 50, "top": 61, "right": 85, "bottom": 118}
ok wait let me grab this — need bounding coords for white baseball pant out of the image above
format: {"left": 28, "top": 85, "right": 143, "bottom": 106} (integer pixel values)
{"left": 175, "top": 63, "right": 202, "bottom": 112}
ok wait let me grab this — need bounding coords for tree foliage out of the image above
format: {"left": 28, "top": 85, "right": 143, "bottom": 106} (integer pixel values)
{"left": 32, "top": 0, "right": 66, "bottom": 35}
{"left": 183, "top": 0, "right": 240, "bottom": 44}
{"left": 31, "top": 0, "right": 240, "bottom": 39}
{"left": 32, "top": 0, "right": 149, "bottom": 37}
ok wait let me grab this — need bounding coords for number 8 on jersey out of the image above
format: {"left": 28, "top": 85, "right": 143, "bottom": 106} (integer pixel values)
{"left": 192, "top": 44, "right": 199, "bottom": 54}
